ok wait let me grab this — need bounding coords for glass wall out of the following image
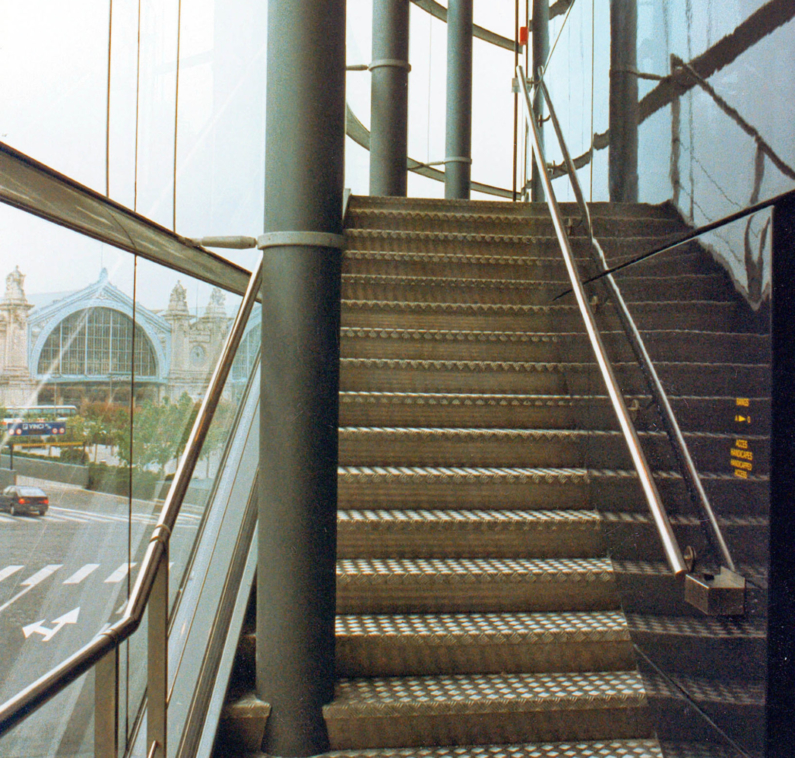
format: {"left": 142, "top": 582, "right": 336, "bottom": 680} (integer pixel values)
{"left": 0, "top": 205, "right": 252, "bottom": 756}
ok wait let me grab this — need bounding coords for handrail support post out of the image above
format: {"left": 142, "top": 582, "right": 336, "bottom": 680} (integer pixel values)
{"left": 147, "top": 550, "right": 168, "bottom": 758}
{"left": 94, "top": 646, "right": 119, "bottom": 758}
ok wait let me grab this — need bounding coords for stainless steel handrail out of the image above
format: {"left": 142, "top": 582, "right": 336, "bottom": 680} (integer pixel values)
{"left": 535, "top": 73, "right": 738, "bottom": 574}
{"left": 0, "top": 255, "right": 263, "bottom": 746}
{"left": 516, "top": 65, "right": 687, "bottom": 577}
{"left": 0, "top": 142, "right": 253, "bottom": 298}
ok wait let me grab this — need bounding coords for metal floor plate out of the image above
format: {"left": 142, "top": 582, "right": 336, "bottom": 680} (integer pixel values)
{"left": 315, "top": 739, "right": 664, "bottom": 758}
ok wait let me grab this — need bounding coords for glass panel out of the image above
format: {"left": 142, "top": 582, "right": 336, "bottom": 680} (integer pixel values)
{"left": 0, "top": 206, "right": 134, "bottom": 753}
{"left": 0, "top": 673, "right": 93, "bottom": 758}
{"left": 585, "top": 210, "right": 770, "bottom": 757}
{"left": 0, "top": 3, "right": 109, "bottom": 193}
{"left": 0, "top": 201, "right": 257, "bottom": 753}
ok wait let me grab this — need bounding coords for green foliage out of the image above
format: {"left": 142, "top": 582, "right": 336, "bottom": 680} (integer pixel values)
{"left": 87, "top": 462, "right": 159, "bottom": 499}
{"left": 116, "top": 393, "right": 198, "bottom": 474}
{"left": 59, "top": 447, "right": 88, "bottom": 464}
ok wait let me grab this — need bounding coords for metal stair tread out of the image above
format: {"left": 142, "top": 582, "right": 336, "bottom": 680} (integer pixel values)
{"left": 325, "top": 671, "right": 648, "bottom": 714}
{"left": 316, "top": 740, "right": 664, "bottom": 757}
{"left": 349, "top": 196, "right": 677, "bottom": 218}
{"left": 345, "top": 228, "right": 677, "bottom": 246}
{"left": 613, "top": 560, "right": 768, "bottom": 585}
{"left": 338, "top": 425, "right": 768, "bottom": 444}
{"left": 641, "top": 672, "right": 765, "bottom": 706}
{"left": 341, "top": 355, "right": 768, "bottom": 373}
{"left": 338, "top": 509, "right": 600, "bottom": 529}
{"left": 338, "top": 465, "right": 769, "bottom": 484}
{"left": 345, "top": 249, "right": 576, "bottom": 266}
{"left": 658, "top": 741, "right": 762, "bottom": 758}
{"left": 347, "top": 206, "right": 678, "bottom": 224}
{"left": 625, "top": 614, "right": 766, "bottom": 640}
{"left": 341, "top": 273, "right": 726, "bottom": 289}
{"left": 340, "top": 392, "right": 596, "bottom": 409}
{"left": 337, "top": 556, "right": 614, "bottom": 582}
{"left": 340, "top": 326, "right": 769, "bottom": 343}
{"left": 342, "top": 298, "right": 742, "bottom": 314}
{"left": 339, "top": 391, "right": 770, "bottom": 407}
{"left": 602, "top": 512, "right": 767, "bottom": 527}
{"left": 336, "top": 610, "right": 629, "bottom": 642}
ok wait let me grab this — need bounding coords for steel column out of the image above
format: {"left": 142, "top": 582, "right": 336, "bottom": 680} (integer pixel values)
{"left": 767, "top": 195, "right": 795, "bottom": 756}
{"left": 530, "top": 0, "right": 549, "bottom": 202}
{"left": 609, "top": 0, "right": 639, "bottom": 202}
{"left": 370, "top": 0, "right": 410, "bottom": 196}
{"left": 257, "top": 1, "right": 346, "bottom": 756}
{"left": 445, "top": 0, "right": 473, "bottom": 199}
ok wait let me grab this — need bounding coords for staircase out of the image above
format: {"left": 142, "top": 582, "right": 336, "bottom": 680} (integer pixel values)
{"left": 215, "top": 196, "right": 768, "bottom": 758}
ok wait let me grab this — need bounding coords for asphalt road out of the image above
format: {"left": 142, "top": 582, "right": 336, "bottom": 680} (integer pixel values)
{"left": 0, "top": 477, "right": 204, "bottom": 758}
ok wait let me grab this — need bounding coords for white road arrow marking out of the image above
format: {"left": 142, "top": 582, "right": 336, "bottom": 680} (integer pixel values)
{"left": 63, "top": 564, "right": 100, "bottom": 585}
{"left": 23, "top": 607, "right": 80, "bottom": 642}
{"left": 0, "top": 565, "right": 62, "bottom": 612}
{"left": 0, "top": 565, "right": 23, "bottom": 583}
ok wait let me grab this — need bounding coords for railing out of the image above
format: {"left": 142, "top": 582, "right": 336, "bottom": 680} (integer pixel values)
{"left": 0, "top": 254, "right": 263, "bottom": 758}
{"left": 533, "top": 68, "right": 744, "bottom": 576}
{"left": 515, "top": 65, "right": 687, "bottom": 578}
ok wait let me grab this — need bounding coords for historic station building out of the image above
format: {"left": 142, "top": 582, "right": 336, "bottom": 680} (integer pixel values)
{"left": 0, "top": 266, "right": 233, "bottom": 408}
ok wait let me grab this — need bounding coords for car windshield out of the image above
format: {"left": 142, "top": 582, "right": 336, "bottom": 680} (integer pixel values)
{"left": 18, "top": 488, "right": 45, "bottom": 497}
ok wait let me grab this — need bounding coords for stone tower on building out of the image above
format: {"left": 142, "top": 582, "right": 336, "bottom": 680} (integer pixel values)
{"left": 0, "top": 267, "right": 36, "bottom": 407}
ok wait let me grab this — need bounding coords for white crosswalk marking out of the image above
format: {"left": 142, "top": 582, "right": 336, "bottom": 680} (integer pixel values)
{"left": 0, "top": 565, "right": 23, "bottom": 583}
{"left": 22, "top": 565, "right": 63, "bottom": 586}
{"left": 0, "top": 514, "right": 15, "bottom": 523}
{"left": 104, "top": 563, "right": 136, "bottom": 584}
{"left": 63, "top": 564, "right": 100, "bottom": 585}
{"left": 0, "top": 564, "right": 62, "bottom": 613}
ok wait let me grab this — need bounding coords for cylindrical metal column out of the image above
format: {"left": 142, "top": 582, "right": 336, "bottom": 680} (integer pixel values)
{"left": 370, "top": 0, "right": 410, "bottom": 196}
{"left": 445, "top": 0, "right": 473, "bottom": 199}
{"left": 609, "top": 0, "right": 639, "bottom": 202}
{"left": 257, "top": 1, "right": 346, "bottom": 755}
{"left": 530, "top": 0, "right": 549, "bottom": 202}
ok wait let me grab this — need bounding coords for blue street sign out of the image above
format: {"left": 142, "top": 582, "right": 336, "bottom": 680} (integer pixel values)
{"left": 5, "top": 421, "right": 66, "bottom": 437}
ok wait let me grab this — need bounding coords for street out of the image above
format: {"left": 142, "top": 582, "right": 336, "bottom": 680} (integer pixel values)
{"left": 0, "top": 476, "right": 205, "bottom": 757}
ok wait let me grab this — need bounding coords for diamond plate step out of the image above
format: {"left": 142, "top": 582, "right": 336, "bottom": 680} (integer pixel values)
{"left": 643, "top": 672, "right": 765, "bottom": 753}
{"left": 336, "top": 557, "right": 619, "bottom": 614}
{"left": 323, "top": 671, "right": 653, "bottom": 749}
{"left": 216, "top": 693, "right": 270, "bottom": 754}
{"left": 602, "top": 512, "right": 769, "bottom": 564}
{"left": 659, "top": 741, "right": 762, "bottom": 758}
{"left": 343, "top": 247, "right": 711, "bottom": 280}
{"left": 338, "top": 391, "right": 770, "bottom": 434}
{"left": 336, "top": 465, "right": 769, "bottom": 515}
{"left": 344, "top": 229, "right": 677, "bottom": 261}
{"left": 340, "top": 357, "right": 769, "bottom": 396}
{"left": 335, "top": 610, "right": 634, "bottom": 677}
{"left": 348, "top": 195, "right": 677, "bottom": 220}
{"left": 337, "top": 426, "right": 769, "bottom": 473}
{"left": 318, "top": 741, "right": 665, "bottom": 758}
{"left": 614, "top": 561, "right": 768, "bottom": 617}
{"left": 340, "top": 273, "right": 735, "bottom": 306}
{"left": 626, "top": 614, "right": 766, "bottom": 679}
{"left": 340, "top": 327, "right": 769, "bottom": 365}
{"left": 345, "top": 207, "right": 684, "bottom": 237}
{"left": 338, "top": 465, "right": 596, "bottom": 510}
{"left": 342, "top": 299, "right": 752, "bottom": 334}
{"left": 337, "top": 509, "right": 603, "bottom": 559}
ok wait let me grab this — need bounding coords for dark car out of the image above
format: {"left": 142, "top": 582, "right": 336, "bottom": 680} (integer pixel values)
{"left": 0, "top": 485, "right": 49, "bottom": 516}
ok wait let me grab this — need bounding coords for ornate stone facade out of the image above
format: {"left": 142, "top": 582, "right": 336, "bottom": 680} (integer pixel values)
{"left": 0, "top": 268, "right": 232, "bottom": 409}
